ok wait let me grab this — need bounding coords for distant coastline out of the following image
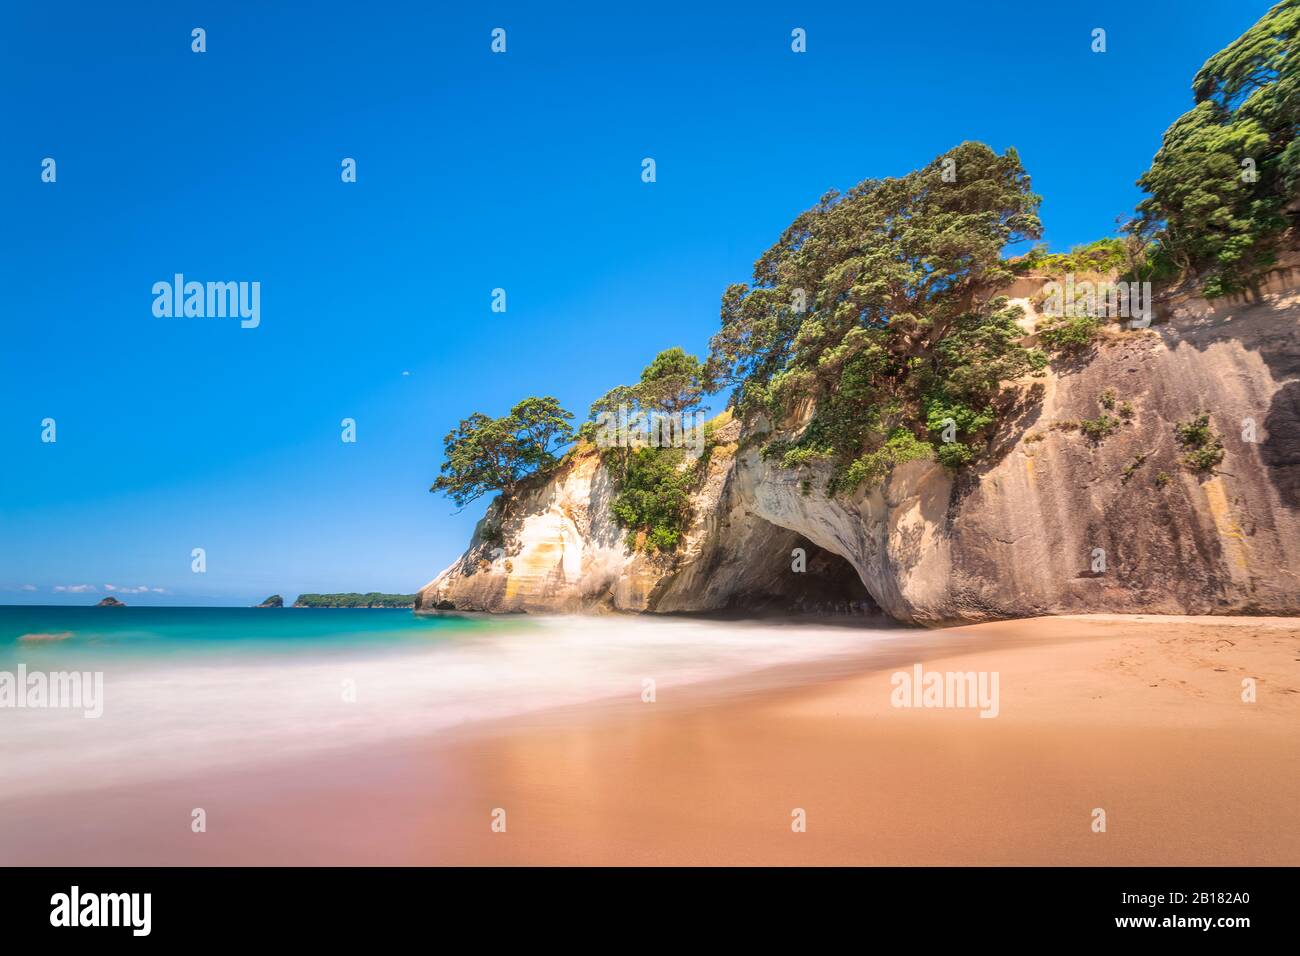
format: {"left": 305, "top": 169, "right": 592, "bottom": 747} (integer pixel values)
{"left": 287, "top": 593, "right": 416, "bottom": 609}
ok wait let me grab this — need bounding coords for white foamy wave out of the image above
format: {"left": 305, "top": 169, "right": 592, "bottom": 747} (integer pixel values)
{"left": 0, "top": 615, "right": 903, "bottom": 799}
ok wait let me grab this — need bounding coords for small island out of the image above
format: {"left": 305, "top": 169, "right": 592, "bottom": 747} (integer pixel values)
{"left": 95, "top": 596, "right": 126, "bottom": 607}
{"left": 255, "top": 595, "right": 284, "bottom": 608}
{"left": 292, "top": 592, "right": 416, "bottom": 608}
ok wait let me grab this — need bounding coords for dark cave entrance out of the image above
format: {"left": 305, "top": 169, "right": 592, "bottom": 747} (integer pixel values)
{"left": 718, "top": 527, "right": 883, "bottom": 618}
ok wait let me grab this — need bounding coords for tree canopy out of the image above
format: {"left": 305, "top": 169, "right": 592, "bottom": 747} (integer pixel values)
{"left": 705, "top": 141, "right": 1046, "bottom": 491}
{"left": 610, "top": 446, "right": 698, "bottom": 553}
{"left": 588, "top": 346, "right": 707, "bottom": 420}
{"left": 430, "top": 5, "right": 1300, "bottom": 535}
{"left": 1134, "top": 0, "right": 1299, "bottom": 296}
{"left": 430, "top": 396, "right": 574, "bottom": 507}
{"left": 582, "top": 348, "right": 711, "bottom": 551}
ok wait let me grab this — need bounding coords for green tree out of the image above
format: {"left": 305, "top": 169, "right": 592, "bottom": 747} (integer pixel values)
{"left": 587, "top": 383, "right": 638, "bottom": 422}
{"left": 585, "top": 348, "right": 711, "bottom": 552}
{"left": 1013, "top": 237, "right": 1129, "bottom": 275}
{"left": 431, "top": 397, "right": 574, "bottom": 507}
{"left": 636, "top": 347, "right": 707, "bottom": 415}
{"left": 511, "top": 396, "right": 576, "bottom": 470}
{"left": 610, "top": 447, "right": 697, "bottom": 552}
{"left": 1134, "top": 1, "right": 1299, "bottom": 296}
{"left": 588, "top": 347, "right": 707, "bottom": 420}
{"left": 709, "top": 141, "right": 1045, "bottom": 492}
{"left": 584, "top": 347, "right": 709, "bottom": 492}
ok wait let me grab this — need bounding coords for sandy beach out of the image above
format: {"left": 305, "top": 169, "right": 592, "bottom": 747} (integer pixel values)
{"left": 1, "top": 614, "right": 1296, "bottom": 866}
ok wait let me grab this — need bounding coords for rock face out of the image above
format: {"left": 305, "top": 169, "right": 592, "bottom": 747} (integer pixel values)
{"left": 255, "top": 595, "right": 284, "bottom": 608}
{"left": 418, "top": 271, "right": 1300, "bottom": 625}
{"left": 95, "top": 597, "right": 125, "bottom": 607}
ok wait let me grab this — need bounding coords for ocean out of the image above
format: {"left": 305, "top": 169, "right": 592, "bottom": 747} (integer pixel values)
{"left": 0, "top": 606, "right": 901, "bottom": 801}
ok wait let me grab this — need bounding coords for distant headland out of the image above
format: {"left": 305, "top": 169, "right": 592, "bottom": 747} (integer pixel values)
{"left": 252, "top": 592, "right": 417, "bottom": 609}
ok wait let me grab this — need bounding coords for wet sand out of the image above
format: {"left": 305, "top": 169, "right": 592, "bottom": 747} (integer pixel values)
{"left": 1, "top": 614, "right": 1297, "bottom": 865}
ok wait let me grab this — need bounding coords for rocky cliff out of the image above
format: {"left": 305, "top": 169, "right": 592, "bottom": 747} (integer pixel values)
{"left": 418, "top": 270, "right": 1300, "bottom": 626}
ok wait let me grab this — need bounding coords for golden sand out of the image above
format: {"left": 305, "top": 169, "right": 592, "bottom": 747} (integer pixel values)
{"left": 1, "top": 615, "right": 1295, "bottom": 865}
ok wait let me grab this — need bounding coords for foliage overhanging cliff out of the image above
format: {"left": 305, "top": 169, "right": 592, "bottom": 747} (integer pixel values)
{"left": 421, "top": 4, "right": 1300, "bottom": 623}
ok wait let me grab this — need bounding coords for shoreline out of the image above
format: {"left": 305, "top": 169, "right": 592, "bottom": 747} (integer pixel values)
{"left": 1, "top": 614, "right": 1296, "bottom": 865}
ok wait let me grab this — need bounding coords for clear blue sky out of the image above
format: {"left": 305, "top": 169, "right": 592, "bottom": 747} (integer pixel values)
{"left": 0, "top": 0, "right": 1271, "bottom": 605}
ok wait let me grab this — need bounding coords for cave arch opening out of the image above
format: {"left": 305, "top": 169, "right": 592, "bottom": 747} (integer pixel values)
{"left": 714, "top": 525, "right": 882, "bottom": 618}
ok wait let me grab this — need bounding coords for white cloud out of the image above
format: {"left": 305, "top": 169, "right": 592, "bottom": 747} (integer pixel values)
{"left": 105, "top": 584, "right": 166, "bottom": 594}
{"left": 20, "top": 584, "right": 37, "bottom": 591}
{"left": 54, "top": 584, "right": 97, "bottom": 593}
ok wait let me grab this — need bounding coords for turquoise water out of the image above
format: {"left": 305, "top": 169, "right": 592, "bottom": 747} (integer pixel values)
{"left": 0, "top": 606, "right": 893, "bottom": 801}
{"left": 0, "top": 606, "right": 505, "bottom": 666}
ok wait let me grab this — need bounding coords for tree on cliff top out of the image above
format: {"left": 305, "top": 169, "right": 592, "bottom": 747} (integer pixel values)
{"left": 431, "top": 397, "right": 574, "bottom": 508}
{"left": 588, "top": 346, "right": 707, "bottom": 421}
{"left": 1133, "top": 0, "right": 1299, "bottom": 296}
{"left": 635, "top": 347, "right": 707, "bottom": 415}
{"left": 705, "top": 141, "right": 1045, "bottom": 492}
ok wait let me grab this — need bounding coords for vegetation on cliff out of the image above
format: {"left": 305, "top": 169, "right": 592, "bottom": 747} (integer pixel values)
{"left": 705, "top": 141, "right": 1047, "bottom": 493}
{"left": 1013, "top": 6, "right": 1298, "bottom": 298}
{"left": 610, "top": 447, "right": 700, "bottom": 552}
{"left": 1175, "top": 414, "right": 1227, "bottom": 473}
{"left": 1012, "top": 237, "right": 1132, "bottom": 276}
{"left": 430, "top": 5, "right": 1295, "bottom": 547}
{"left": 584, "top": 348, "right": 713, "bottom": 553}
{"left": 1132, "top": 0, "right": 1298, "bottom": 296}
{"left": 586, "top": 346, "right": 707, "bottom": 426}
{"left": 431, "top": 397, "right": 574, "bottom": 508}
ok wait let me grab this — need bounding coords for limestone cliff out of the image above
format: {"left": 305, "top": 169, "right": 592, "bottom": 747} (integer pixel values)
{"left": 418, "top": 270, "right": 1300, "bottom": 625}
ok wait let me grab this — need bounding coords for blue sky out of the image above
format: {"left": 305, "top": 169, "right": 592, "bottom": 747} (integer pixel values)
{"left": 0, "top": 0, "right": 1272, "bottom": 605}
